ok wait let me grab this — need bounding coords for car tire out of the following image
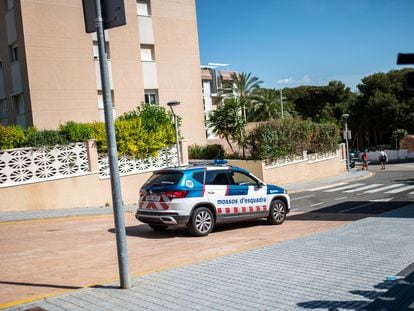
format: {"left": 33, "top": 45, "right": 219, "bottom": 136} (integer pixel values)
{"left": 267, "top": 199, "right": 287, "bottom": 225}
{"left": 149, "top": 224, "right": 168, "bottom": 231}
{"left": 188, "top": 207, "right": 214, "bottom": 237}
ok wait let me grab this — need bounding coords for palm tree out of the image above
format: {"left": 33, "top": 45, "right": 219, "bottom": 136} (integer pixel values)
{"left": 249, "top": 88, "right": 281, "bottom": 121}
{"left": 220, "top": 72, "right": 263, "bottom": 121}
{"left": 207, "top": 97, "right": 246, "bottom": 155}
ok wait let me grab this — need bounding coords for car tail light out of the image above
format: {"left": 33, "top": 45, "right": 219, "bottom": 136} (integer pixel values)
{"left": 162, "top": 190, "right": 188, "bottom": 200}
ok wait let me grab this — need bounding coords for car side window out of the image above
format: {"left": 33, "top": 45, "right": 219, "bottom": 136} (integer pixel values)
{"left": 231, "top": 171, "right": 258, "bottom": 186}
{"left": 192, "top": 171, "right": 204, "bottom": 184}
{"left": 205, "top": 171, "right": 231, "bottom": 185}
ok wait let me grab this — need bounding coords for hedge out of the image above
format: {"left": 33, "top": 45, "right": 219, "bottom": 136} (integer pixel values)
{"left": 246, "top": 117, "right": 340, "bottom": 161}
{"left": 0, "top": 104, "right": 176, "bottom": 157}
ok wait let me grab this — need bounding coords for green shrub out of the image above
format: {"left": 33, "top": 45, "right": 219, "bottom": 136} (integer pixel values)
{"left": 117, "top": 103, "right": 176, "bottom": 156}
{"left": 0, "top": 124, "right": 27, "bottom": 150}
{"left": 89, "top": 122, "right": 107, "bottom": 153}
{"left": 59, "top": 121, "right": 93, "bottom": 142}
{"left": 247, "top": 117, "right": 340, "bottom": 161}
{"left": 189, "top": 144, "right": 225, "bottom": 159}
{"left": 115, "top": 118, "right": 147, "bottom": 156}
{"left": 25, "top": 127, "right": 68, "bottom": 147}
{"left": 0, "top": 103, "right": 177, "bottom": 158}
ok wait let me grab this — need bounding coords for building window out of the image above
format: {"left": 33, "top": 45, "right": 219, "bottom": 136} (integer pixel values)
{"left": 137, "top": 0, "right": 151, "bottom": 16}
{"left": 9, "top": 44, "right": 18, "bottom": 62}
{"left": 12, "top": 93, "right": 25, "bottom": 127}
{"left": 140, "top": 45, "right": 155, "bottom": 61}
{"left": 97, "top": 90, "right": 115, "bottom": 122}
{"left": 93, "top": 41, "right": 110, "bottom": 60}
{"left": 7, "top": 0, "right": 14, "bottom": 10}
{"left": 0, "top": 98, "right": 8, "bottom": 126}
{"left": 144, "top": 89, "right": 158, "bottom": 105}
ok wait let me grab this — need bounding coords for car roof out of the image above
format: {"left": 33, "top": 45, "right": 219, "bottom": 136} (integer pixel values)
{"left": 154, "top": 163, "right": 250, "bottom": 174}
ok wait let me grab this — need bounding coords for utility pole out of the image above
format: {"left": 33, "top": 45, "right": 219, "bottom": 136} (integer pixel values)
{"left": 93, "top": 0, "right": 130, "bottom": 289}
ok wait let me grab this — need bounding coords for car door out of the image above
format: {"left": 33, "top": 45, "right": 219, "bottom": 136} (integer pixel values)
{"left": 205, "top": 169, "right": 237, "bottom": 221}
{"left": 230, "top": 170, "right": 268, "bottom": 217}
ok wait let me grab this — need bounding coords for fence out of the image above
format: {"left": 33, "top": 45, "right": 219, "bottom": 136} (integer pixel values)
{"left": 228, "top": 145, "right": 346, "bottom": 186}
{"left": 0, "top": 141, "right": 178, "bottom": 189}
{"left": 0, "top": 140, "right": 182, "bottom": 212}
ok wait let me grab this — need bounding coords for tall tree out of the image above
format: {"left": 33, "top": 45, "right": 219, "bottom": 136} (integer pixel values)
{"left": 248, "top": 88, "right": 295, "bottom": 121}
{"left": 220, "top": 72, "right": 262, "bottom": 121}
{"left": 207, "top": 97, "right": 246, "bottom": 155}
{"left": 352, "top": 68, "right": 414, "bottom": 147}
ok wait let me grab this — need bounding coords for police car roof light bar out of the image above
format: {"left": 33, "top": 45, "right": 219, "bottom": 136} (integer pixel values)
{"left": 188, "top": 159, "right": 229, "bottom": 166}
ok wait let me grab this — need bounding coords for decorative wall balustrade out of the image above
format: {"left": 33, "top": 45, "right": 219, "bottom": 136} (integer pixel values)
{"left": 0, "top": 143, "right": 90, "bottom": 188}
{"left": 265, "top": 148, "right": 341, "bottom": 169}
{"left": 98, "top": 146, "right": 178, "bottom": 179}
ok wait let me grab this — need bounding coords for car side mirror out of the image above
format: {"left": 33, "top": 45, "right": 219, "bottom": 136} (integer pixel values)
{"left": 257, "top": 182, "right": 265, "bottom": 188}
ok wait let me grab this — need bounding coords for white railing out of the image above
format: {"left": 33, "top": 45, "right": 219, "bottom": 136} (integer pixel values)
{"left": 265, "top": 148, "right": 340, "bottom": 169}
{"left": 0, "top": 143, "right": 90, "bottom": 188}
{"left": 98, "top": 146, "right": 178, "bottom": 179}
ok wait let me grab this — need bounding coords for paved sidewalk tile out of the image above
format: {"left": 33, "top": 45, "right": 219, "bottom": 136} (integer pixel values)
{"left": 0, "top": 205, "right": 136, "bottom": 223}
{"left": 5, "top": 205, "right": 414, "bottom": 311}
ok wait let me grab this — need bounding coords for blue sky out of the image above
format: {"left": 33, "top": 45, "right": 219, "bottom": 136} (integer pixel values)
{"left": 195, "top": 0, "right": 414, "bottom": 90}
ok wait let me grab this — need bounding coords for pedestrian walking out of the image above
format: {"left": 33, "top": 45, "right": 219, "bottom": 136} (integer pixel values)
{"left": 378, "top": 149, "right": 388, "bottom": 170}
{"left": 361, "top": 149, "right": 369, "bottom": 170}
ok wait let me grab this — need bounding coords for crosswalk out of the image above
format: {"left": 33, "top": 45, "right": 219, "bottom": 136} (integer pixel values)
{"left": 309, "top": 182, "right": 414, "bottom": 195}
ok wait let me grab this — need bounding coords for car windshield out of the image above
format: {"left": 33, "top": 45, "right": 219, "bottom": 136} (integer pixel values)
{"left": 145, "top": 172, "right": 183, "bottom": 186}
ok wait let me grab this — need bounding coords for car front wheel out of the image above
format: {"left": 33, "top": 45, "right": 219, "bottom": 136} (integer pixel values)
{"left": 188, "top": 207, "right": 214, "bottom": 237}
{"left": 267, "top": 199, "right": 287, "bottom": 225}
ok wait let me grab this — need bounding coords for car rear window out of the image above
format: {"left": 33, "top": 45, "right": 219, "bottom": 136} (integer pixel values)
{"left": 192, "top": 171, "right": 204, "bottom": 184}
{"left": 145, "top": 172, "right": 183, "bottom": 186}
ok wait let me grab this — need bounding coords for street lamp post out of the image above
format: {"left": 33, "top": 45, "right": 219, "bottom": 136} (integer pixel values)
{"left": 342, "top": 114, "right": 350, "bottom": 171}
{"left": 167, "top": 100, "right": 181, "bottom": 166}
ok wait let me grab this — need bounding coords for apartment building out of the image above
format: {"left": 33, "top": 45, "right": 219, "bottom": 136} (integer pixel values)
{"left": 0, "top": 0, "right": 206, "bottom": 145}
{"left": 201, "top": 64, "right": 235, "bottom": 138}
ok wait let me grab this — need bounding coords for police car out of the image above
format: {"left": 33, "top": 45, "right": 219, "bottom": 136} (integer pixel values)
{"left": 136, "top": 160, "right": 290, "bottom": 236}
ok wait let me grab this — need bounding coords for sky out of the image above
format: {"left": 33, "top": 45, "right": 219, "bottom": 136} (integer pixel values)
{"left": 195, "top": 0, "right": 414, "bottom": 90}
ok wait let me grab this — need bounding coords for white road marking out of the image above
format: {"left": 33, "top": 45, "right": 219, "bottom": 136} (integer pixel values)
{"left": 385, "top": 185, "right": 414, "bottom": 194}
{"left": 335, "top": 197, "right": 348, "bottom": 201}
{"left": 324, "top": 183, "right": 365, "bottom": 192}
{"left": 343, "top": 184, "right": 383, "bottom": 193}
{"left": 309, "top": 183, "right": 347, "bottom": 191}
{"left": 291, "top": 194, "right": 315, "bottom": 201}
{"left": 310, "top": 202, "right": 324, "bottom": 207}
{"left": 364, "top": 184, "right": 405, "bottom": 194}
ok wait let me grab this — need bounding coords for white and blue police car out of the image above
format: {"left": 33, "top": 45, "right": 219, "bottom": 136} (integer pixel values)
{"left": 136, "top": 160, "right": 290, "bottom": 236}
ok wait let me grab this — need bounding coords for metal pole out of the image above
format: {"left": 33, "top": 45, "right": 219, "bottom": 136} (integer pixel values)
{"left": 174, "top": 114, "right": 181, "bottom": 166}
{"left": 280, "top": 88, "right": 284, "bottom": 118}
{"left": 345, "top": 119, "right": 350, "bottom": 171}
{"left": 95, "top": 0, "right": 130, "bottom": 289}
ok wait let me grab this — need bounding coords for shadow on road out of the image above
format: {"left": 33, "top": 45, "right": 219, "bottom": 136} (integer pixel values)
{"left": 108, "top": 220, "right": 268, "bottom": 239}
{"left": 289, "top": 201, "right": 414, "bottom": 222}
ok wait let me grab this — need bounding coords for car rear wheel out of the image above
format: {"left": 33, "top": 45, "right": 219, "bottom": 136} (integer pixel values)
{"left": 188, "top": 207, "right": 214, "bottom": 237}
{"left": 267, "top": 199, "right": 287, "bottom": 225}
{"left": 149, "top": 224, "right": 168, "bottom": 231}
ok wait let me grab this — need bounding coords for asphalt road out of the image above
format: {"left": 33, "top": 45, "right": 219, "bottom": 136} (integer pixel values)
{"left": 291, "top": 162, "right": 414, "bottom": 216}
